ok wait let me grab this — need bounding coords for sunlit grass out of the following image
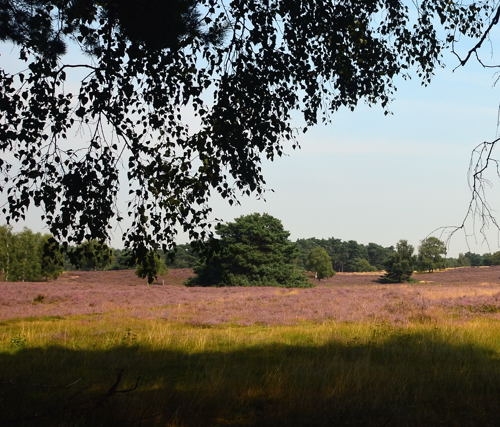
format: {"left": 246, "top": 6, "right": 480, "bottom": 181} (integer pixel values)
{"left": 1, "top": 315, "right": 499, "bottom": 426}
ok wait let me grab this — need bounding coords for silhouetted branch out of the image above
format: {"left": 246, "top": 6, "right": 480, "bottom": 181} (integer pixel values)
{"left": 105, "top": 369, "right": 140, "bottom": 396}
{"left": 5, "top": 370, "right": 140, "bottom": 424}
{"left": 431, "top": 137, "right": 500, "bottom": 251}
{"left": 453, "top": 5, "right": 500, "bottom": 70}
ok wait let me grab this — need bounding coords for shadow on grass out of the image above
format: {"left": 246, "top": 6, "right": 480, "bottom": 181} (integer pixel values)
{"left": 1, "top": 332, "right": 499, "bottom": 426}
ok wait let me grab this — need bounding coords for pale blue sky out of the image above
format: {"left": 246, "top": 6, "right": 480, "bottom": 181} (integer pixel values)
{"left": 3, "top": 30, "right": 500, "bottom": 257}
{"left": 205, "top": 59, "right": 500, "bottom": 256}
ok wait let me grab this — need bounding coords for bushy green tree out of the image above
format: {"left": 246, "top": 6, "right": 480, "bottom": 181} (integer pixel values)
{"left": 191, "top": 213, "right": 309, "bottom": 287}
{"left": 8, "top": 228, "right": 45, "bottom": 281}
{"left": 456, "top": 253, "right": 472, "bottom": 267}
{"left": 109, "top": 248, "right": 135, "bottom": 270}
{"left": 166, "top": 244, "right": 200, "bottom": 268}
{"left": 306, "top": 247, "right": 334, "bottom": 280}
{"left": 463, "top": 252, "right": 483, "bottom": 266}
{"left": 0, "top": 227, "right": 62, "bottom": 281}
{"left": 380, "top": 240, "right": 416, "bottom": 283}
{"left": 295, "top": 238, "right": 325, "bottom": 269}
{"left": 68, "top": 240, "right": 112, "bottom": 270}
{"left": 366, "top": 243, "right": 394, "bottom": 270}
{"left": 0, "top": 225, "right": 13, "bottom": 280}
{"left": 136, "top": 250, "right": 167, "bottom": 284}
{"left": 350, "top": 258, "right": 377, "bottom": 272}
{"left": 417, "top": 237, "right": 447, "bottom": 272}
{"left": 41, "top": 236, "right": 64, "bottom": 280}
{"left": 490, "top": 251, "right": 500, "bottom": 265}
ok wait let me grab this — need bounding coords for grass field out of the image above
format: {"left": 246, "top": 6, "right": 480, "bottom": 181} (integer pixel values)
{"left": 1, "top": 269, "right": 499, "bottom": 426}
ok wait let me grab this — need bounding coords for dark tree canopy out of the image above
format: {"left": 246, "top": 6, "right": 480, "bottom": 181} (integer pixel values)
{"left": 135, "top": 250, "right": 167, "bottom": 284}
{"left": 417, "top": 236, "right": 447, "bottom": 272}
{"left": 306, "top": 246, "right": 335, "bottom": 280}
{"left": 295, "top": 237, "right": 392, "bottom": 272}
{"left": 0, "top": 1, "right": 497, "bottom": 257}
{"left": 68, "top": 239, "right": 112, "bottom": 270}
{"left": 190, "top": 213, "right": 309, "bottom": 287}
{"left": 380, "top": 239, "right": 416, "bottom": 283}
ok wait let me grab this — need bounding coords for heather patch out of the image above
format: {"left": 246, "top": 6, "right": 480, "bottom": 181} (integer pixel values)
{"left": 1, "top": 268, "right": 500, "bottom": 325}
{"left": 1, "top": 267, "right": 500, "bottom": 425}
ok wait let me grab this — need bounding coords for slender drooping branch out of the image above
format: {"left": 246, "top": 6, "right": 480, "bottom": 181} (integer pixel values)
{"left": 433, "top": 137, "right": 500, "bottom": 251}
{"left": 453, "top": 5, "right": 500, "bottom": 70}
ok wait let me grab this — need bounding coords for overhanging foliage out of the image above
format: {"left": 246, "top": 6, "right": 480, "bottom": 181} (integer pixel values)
{"left": 0, "top": 1, "right": 497, "bottom": 258}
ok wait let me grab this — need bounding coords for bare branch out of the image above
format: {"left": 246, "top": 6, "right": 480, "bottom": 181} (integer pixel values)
{"left": 433, "top": 137, "right": 500, "bottom": 252}
{"left": 105, "top": 369, "right": 140, "bottom": 396}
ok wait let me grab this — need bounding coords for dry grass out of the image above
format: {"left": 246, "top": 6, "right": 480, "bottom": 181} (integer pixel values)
{"left": 1, "top": 317, "right": 499, "bottom": 426}
{"left": 1, "top": 268, "right": 499, "bottom": 425}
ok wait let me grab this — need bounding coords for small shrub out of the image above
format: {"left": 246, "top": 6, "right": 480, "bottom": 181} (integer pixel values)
{"left": 33, "top": 294, "right": 45, "bottom": 303}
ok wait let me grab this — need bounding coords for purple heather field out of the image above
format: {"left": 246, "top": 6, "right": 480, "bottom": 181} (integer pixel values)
{"left": 1, "top": 267, "right": 500, "bottom": 325}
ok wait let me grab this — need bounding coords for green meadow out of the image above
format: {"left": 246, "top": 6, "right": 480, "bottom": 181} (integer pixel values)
{"left": 1, "top": 316, "right": 499, "bottom": 426}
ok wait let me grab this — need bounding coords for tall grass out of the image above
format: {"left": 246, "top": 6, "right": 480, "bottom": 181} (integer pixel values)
{"left": 1, "top": 316, "right": 499, "bottom": 426}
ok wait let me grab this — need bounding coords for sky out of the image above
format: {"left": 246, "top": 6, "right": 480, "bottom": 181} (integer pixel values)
{"left": 3, "top": 18, "right": 500, "bottom": 257}
{"left": 204, "top": 59, "right": 500, "bottom": 257}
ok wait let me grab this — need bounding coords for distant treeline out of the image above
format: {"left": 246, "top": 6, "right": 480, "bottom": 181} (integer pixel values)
{"left": 167, "top": 238, "right": 500, "bottom": 273}
{"left": 0, "top": 226, "right": 133, "bottom": 281}
{"left": 164, "top": 239, "right": 393, "bottom": 272}
{"left": 2, "top": 224, "right": 500, "bottom": 282}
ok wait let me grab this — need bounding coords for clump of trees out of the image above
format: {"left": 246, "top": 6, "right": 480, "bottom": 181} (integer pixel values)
{"left": 0, "top": 226, "right": 64, "bottom": 281}
{"left": 135, "top": 250, "right": 167, "bottom": 284}
{"left": 379, "top": 236, "right": 450, "bottom": 283}
{"left": 417, "top": 237, "right": 447, "bottom": 272}
{"left": 68, "top": 240, "right": 113, "bottom": 270}
{"left": 295, "top": 238, "right": 393, "bottom": 272}
{"left": 189, "top": 213, "right": 310, "bottom": 287}
{"left": 7, "top": 219, "right": 500, "bottom": 287}
{"left": 0, "top": 224, "right": 168, "bottom": 283}
{"left": 380, "top": 240, "right": 416, "bottom": 283}
{"left": 67, "top": 240, "right": 168, "bottom": 283}
{"left": 306, "top": 247, "right": 335, "bottom": 280}
{"left": 446, "top": 251, "right": 500, "bottom": 267}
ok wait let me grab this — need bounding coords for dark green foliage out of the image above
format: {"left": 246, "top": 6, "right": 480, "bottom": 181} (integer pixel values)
{"left": 489, "top": 251, "right": 500, "bottom": 265}
{"left": 166, "top": 243, "right": 200, "bottom": 268}
{"left": 306, "top": 247, "right": 335, "bottom": 280}
{"left": 446, "top": 251, "right": 493, "bottom": 267}
{"left": 0, "top": 225, "right": 12, "bottom": 280}
{"left": 417, "top": 237, "right": 447, "bottom": 272}
{"left": 295, "top": 238, "right": 386, "bottom": 272}
{"left": 191, "top": 213, "right": 309, "bottom": 287}
{"left": 109, "top": 248, "right": 135, "bottom": 270}
{"left": 464, "top": 252, "right": 485, "bottom": 266}
{"left": 0, "top": 225, "right": 62, "bottom": 281}
{"left": 68, "top": 240, "right": 113, "bottom": 270}
{"left": 366, "top": 242, "right": 394, "bottom": 270}
{"left": 41, "top": 237, "right": 64, "bottom": 279}
{"left": 455, "top": 253, "right": 472, "bottom": 267}
{"left": 295, "top": 238, "right": 328, "bottom": 269}
{"left": 135, "top": 250, "right": 167, "bottom": 284}
{"left": 350, "top": 258, "right": 377, "bottom": 272}
{"left": 9, "top": 228, "right": 43, "bottom": 281}
{"left": 1, "top": 1, "right": 495, "bottom": 260}
{"left": 380, "top": 240, "right": 416, "bottom": 283}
